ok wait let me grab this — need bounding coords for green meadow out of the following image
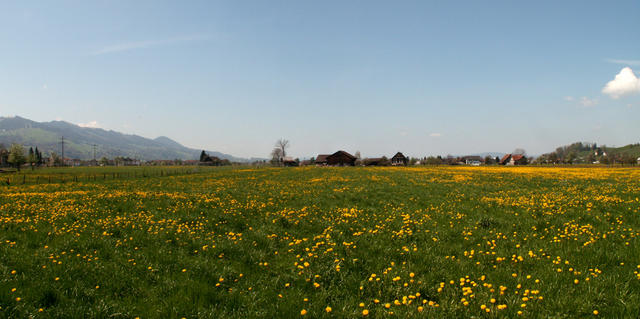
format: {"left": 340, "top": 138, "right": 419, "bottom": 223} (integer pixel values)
{"left": 1, "top": 166, "right": 639, "bottom": 318}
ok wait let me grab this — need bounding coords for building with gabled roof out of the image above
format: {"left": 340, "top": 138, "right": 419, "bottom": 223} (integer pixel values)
{"left": 500, "top": 154, "right": 527, "bottom": 165}
{"left": 391, "top": 152, "right": 408, "bottom": 166}
{"left": 315, "top": 154, "right": 330, "bottom": 166}
{"left": 315, "top": 151, "right": 356, "bottom": 166}
{"left": 326, "top": 150, "right": 357, "bottom": 166}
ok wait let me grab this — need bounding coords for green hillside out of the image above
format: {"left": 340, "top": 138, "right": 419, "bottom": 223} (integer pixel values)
{"left": 536, "top": 142, "right": 640, "bottom": 164}
{"left": 0, "top": 116, "right": 246, "bottom": 161}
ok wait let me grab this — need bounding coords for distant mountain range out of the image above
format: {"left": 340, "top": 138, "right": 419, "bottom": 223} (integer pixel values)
{"left": 0, "top": 116, "right": 252, "bottom": 162}
{"left": 468, "top": 152, "right": 506, "bottom": 158}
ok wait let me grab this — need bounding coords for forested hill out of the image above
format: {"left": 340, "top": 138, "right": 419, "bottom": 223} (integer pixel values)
{"left": 536, "top": 142, "right": 640, "bottom": 164}
{"left": 0, "top": 116, "right": 247, "bottom": 161}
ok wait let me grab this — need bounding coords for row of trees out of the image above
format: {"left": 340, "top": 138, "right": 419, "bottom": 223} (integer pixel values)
{"left": 0, "top": 143, "right": 49, "bottom": 171}
{"left": 199, "top": 151, "right": 232, "bottom": 166}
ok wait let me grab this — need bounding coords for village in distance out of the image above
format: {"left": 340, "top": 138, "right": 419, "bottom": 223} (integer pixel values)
{"left": 2, "top": 134, "right": 640, "bottom": 173}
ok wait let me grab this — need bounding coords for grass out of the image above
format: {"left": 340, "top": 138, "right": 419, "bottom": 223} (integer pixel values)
{"left": 1, "top": 166, "right": 639, "bottom": 318}
{"left": 2, "top": 166, "right": 222, "bottom": 185}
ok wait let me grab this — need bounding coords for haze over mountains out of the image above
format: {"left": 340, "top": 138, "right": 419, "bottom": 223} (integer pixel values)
{"left": 0, "top": 116, "right": 250, "bottom": 161}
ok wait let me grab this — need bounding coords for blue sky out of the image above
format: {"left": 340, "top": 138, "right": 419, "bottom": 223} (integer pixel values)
{"left": 1, "top": 1, "right": 639, "bottom": 158}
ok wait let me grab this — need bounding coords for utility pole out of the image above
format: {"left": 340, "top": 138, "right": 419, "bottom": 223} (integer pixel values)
{"left": 92, "top": 144, "right": 97, "bottom": 164}
{"left": 61, "top": 136, "right": 65, "bottom": 167}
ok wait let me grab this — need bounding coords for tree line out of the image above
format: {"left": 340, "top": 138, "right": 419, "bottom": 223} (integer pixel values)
{"left": 0, "top": 143, "right": 46, "bottom": 171}
{"left": 534, "top": 142, "right": 639, "bottom": 165}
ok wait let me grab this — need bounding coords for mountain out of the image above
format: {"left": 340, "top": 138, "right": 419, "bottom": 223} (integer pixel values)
{"left": 470, "top": 152, "right": 506, "bottom": 158}
{"left": 0, "top": 116, "right": 248, "bottom": 161}
{"left": 447, "top": 152, "right": 506, "bottom": 159}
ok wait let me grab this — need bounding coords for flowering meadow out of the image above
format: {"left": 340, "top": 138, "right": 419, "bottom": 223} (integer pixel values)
{"left": 1, "top": 166, "right": 639, "bottom": 318}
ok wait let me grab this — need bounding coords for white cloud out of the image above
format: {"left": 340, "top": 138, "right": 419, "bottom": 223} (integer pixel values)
{"left": 605, "top": 58, "right": 640, "bottom": 66}
{"left": 429, "top": 133, "right": 442, "bottom": 137}
{"left": 579, "top": 97, "right": 598, "bottom": 107}
{"left": 563, "top": 96, "right": 575, "bottom": 102}
{"left": 602, "top": 67, "right": 640, "bottom": 99}
{"left": 92, "top": 34, "right": 209, "bottom": 55}
{"left": 78, "top": 120, "right": 100, "bottom": 128}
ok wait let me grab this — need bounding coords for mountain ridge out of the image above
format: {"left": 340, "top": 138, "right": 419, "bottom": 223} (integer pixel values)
{"left": 0, "top": 116, "right": 249, "bottom": 162}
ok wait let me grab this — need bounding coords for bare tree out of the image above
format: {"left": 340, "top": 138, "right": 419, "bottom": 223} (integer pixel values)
{"left": 275, "top": 139, "right": 289, "bottom": 159}
{"left": 270, "top": 148, "right": 283, "bottom": 166}
{"left": 512, "top": 148, "right": 527, "bottom": 156}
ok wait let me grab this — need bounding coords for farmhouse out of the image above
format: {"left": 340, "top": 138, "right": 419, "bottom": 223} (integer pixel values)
{"left": 315, "top": 154, "right": 330, "bottom": 166}
{"left": 391, "top": 152, "right": 408, "bottom": 166}
{"left": 461, "top": 156, "right": 483, "bottom": 165}
{"left": 283, "top": 156, "right": 298, "bottom": 167}
{"left": 316, "top": 151, "right": 357, "bottom": 166}
{"left": 327, "top": 151, "right": 357, "bottom": 166}
{"left": 500, "top": 154, "right": 527, "bottom": 165}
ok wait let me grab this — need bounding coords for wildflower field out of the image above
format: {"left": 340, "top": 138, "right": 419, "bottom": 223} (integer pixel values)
{"left": 1, "top": 166, "right": 639, "bottom": 318}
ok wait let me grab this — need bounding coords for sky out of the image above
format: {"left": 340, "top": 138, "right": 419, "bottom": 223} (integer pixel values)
{"left": 1, "top": 1, "right": 639, "bottom": 159}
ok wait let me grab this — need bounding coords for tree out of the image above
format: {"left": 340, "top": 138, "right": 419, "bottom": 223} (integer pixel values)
{"left": 425, "top": 156, "right": 442, "bottom": 165}
{"left": 0, "top": 144, "right": 7, "bottom": 167}
{"left": 27, "top": 147, "right": 37, "bottom": 170}
{"left": 8, "top": 143, "right": 26, "bottom": 171}
{"left": 50, "top": 152, "right": 62, "bottom": 166}
{"left": 484, "top": 156, "right": 494, "bottom": 165}
{"left": 99, "top": 156, "right": 109, "bottom": 166}
{"left": 270, "top": 148, "right": 283, "bottom": 166}
{"left": 275, "top": 139, "right": 289, "bottom": 159}
{"left": 513, "top": 148, "right": 527, "bottom": 156}
{"left": 199, "top": 150, "right": 208, "bottom": 162}
{"left": 35, "top": 147, "right": 42, "bottom": 166}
